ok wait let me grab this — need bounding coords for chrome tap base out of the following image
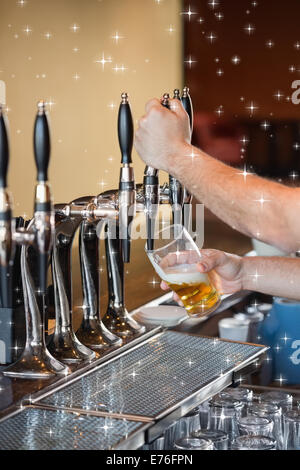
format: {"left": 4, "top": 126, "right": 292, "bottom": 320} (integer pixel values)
{"left": 47, "top": 326, "right": 96, "bottom": 363}
{"left": 103, "top": 305, "right": 146, "bottom": 338}
{"left": 3, "top": 226, "right": 69, "bottom": 379}
{"left": 76, "top": 318, "right": 122, "bottom": 350}
{"left": 77, "top": 219, "right": 122, "bottom": 350}
{"left": 2, "top": 345, "right": 69, "bottom": 379}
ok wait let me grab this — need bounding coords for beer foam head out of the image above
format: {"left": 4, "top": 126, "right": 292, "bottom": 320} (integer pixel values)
{"left": 159, "top": 263, "right": 208, "bottom": 285}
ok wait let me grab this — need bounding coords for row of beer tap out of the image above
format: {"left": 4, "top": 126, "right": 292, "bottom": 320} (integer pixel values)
{"left": 0, "top": 88, "right": 193, "bottom": 379}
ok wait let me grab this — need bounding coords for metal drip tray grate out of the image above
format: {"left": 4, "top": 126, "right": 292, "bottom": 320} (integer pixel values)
{"left": 39, "top": 331, "right": 267, "bottom": 419}
{"left": 0, "top": 407, "right": 149, "bottom": 450}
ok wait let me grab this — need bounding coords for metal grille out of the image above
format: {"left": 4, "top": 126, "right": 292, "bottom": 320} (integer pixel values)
{"left": 40, "top": 331, "right": 264, "bottom": 418}
{"left": 0, "top": 407, "right": 144, "bottom": 450}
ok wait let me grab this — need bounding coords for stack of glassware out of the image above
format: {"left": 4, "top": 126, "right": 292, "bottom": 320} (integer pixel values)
{"left": 140, "top": 388, "right": 300, "bottom": 450}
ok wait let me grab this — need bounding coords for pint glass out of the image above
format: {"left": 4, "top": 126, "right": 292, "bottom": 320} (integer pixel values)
{"left": 146, "top": 225, "right": 220, "bottom": 317}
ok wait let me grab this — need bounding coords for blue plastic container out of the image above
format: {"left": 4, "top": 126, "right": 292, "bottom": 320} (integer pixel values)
{"left": 260, "top": 298, "right": 300, "bottom": 385}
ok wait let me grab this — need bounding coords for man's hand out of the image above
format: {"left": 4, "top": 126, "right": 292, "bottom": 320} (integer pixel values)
{"left": 134, "top": 97, "right": 191, "bottom": 173}
{"left": 160, "top": 249, "right": 244, "bottom": 306}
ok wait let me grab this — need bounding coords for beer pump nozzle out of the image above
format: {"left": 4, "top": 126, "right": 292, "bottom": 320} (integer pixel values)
{"left": 33, "top": 100, "right": 54, "bottom": 294}
{"left": 0, "top": 104, "right": 13, "bottom": 309}
{"left": 168, "top": 90, "right": 184, "bottom": 225}
{"left": 181, "top": 87, "right": 194, "bottom": 229}
{"left": 118, "top": 92, "right": 135, "bottom": 263}
{"left": 181, "top": 86, "right": 193, "bottom": 131}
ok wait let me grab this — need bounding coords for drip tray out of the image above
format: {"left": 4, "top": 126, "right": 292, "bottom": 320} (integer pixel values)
{"left": 0, "top": 406, "right": 151, "bottom": 450}
{"left": 35, "top": 331, "right": 267, "bottom": 439}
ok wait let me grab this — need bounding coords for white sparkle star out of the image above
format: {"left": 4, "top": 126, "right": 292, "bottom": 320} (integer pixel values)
{"left": 73, "top": 73, "right": 80, "bottom": 81}
{"left": 289, "top": 65, "right": 296, "bottom": 72}
{"left": 206, "top": 32, "right": 217, "bottom": 43}
{"left": 95, "top": 53, "right": 112, "bottom": 70}
{"left": 244, "top": 24, "right": 255, "bottom": 35}
{"left": 43, "top": 32, "right": 52, "bottom": 40}
{"left": 215, "top": 12, "right": 224, "bottom": 20}
{"left": 108, "top": 102, "right": 116, "bottom": 110}
{"left": 280, "top": 333, "right": 291, "bottom": 343}
{"left": 289, "top": 171, "right": 299, "bottom": 181}
{"left": 23, "top": 25, "right": 32, "bottom": 35}
{"left": 112, "top": 64, "right": 127, "bottom": 72}
{"left": 216, "top": 68, "right": 224, "bottom": 76}
{"left": 237, "top": 165, "right": 254, "bottom": 182}
{"left": 215, "top": 106, "right": 224, "bottom": 116}
{"left": 274, "top": 375, "right": 286, "bottom": 385}
{"left": 293, "top": 142, "right": 300, "bottom": 150}
{"left": 98, "top": 179, "right": 107, "bottom": 189}
{"left": 231, "top": 55, "right": 241, "bottom": 65}
{"left": 73, "top": 47, "right": 79, "bottom": 53}
{"left": 261, "top": 120, "right": 270, "bottom": 130}
{"left": 148, "top": 278, "right": 160, "bottom": 287}
{"left": 181, "top": 5, "right": 197, "bottom": 21}
{"left": 274, "top": 90, "right": 284, "bottom": 101}
{"left": 294, "top": 42, "right": 300, "bottom": 50}
{"left": 184, "top": 55, "right": 197, "bottom": 68}
{"left": 266, "top": 40, "right": 274, "bottom": 48}
{"left": 111, "top": 31, "right": 124, "bottom": 43}
{"left": 208, "top": 0, "right": 219, "bottom": 9}
{"left": 240, "top": 136, "right": 249, "bottom": 145}
{"left": 248, "top": 270, "right": 264, "bottom": 283}
{"left": 166, "top": 24, "right": 176, "bottom": 34}
{"left": 17, "top": 0, "right": 27, "bottom": 6}
{"left": 70, "top": 23, "right": 80, "bottom": 33}
{"left": 254, "top": 195, "right": 271, "bottom": 207}
{"left": 246, "top": 101, "right": 259, "bottom": 115}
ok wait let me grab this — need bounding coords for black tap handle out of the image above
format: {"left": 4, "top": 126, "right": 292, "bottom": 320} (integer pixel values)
{"left": 34, "top": 101, "right": 50, "bottom": 182}
{"left": 181, "top": 87, "right": 193, "bottom": 132}
{"left": 0, "top": 105, "right": 9, "bottom": 189}
{"left": 118, "top": 93, "right": 133, "bottom": 164}
{"left": 162, "top": 93, "right": 170, "bottom": 109}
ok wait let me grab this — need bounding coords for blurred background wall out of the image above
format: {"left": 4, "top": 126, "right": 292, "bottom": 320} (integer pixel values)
{"left": 0, "top": 0, "right": 183, "bottom": 216}
{"left": 184, "top": 0, "right": 300, "bottom": 178}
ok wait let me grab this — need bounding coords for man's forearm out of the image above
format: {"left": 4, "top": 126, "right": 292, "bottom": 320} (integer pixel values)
{"left": 241, "top": 256, "right": 300, "bottom": 300}
{"left": 171, "top": 143, "right": 300, "bottom": 253}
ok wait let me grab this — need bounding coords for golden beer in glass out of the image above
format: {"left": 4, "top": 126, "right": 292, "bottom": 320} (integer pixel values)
{"left": 146, "top": 225, "right": 220, "bottom": 318}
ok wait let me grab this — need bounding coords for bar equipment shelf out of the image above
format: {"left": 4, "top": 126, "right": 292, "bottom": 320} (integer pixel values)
{"left": 0, "top": 405, "right": 152, "bottom": 450}
{"left": 1, "top": 329, "right": 265, "bottom": 447}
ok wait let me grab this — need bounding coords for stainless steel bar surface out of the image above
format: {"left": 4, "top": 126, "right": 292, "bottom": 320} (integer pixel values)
{"left": 38, "top": 331, "right": 267, "bottom": 420}
{"left": 0, "top": 405, "right": 151, "bottom": 450}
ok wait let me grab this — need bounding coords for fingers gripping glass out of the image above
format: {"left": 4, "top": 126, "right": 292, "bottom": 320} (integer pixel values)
{"left": 146, "top": 225, "right": 220, "bottom": 317}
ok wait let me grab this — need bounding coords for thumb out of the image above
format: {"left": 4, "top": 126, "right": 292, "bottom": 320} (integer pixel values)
{"left": 197, "top": 249, "right": 227, "bottom": 273}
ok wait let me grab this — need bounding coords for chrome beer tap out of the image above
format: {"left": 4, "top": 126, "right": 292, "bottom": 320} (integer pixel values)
{"left": 49, "top": 192, "right": 122, "bottom": 357}
{"left": 102, "top": 93, "right": 145, "bottom": 337}
{"left": 118, "top": 92, "right": 136, "bottom": 263}
{"left": 47, "top": 205, "right": 96, "bottom": 363}
{"left": 168, "top": 90, "right": 184, "bottom": 225}
{"left": 76, "top": 217, "right": 122, "bottom": 349}
{"left": 0, "top": 104, "right": 14, "bottom": 311}
{"left": 3, "top": 101, "right": 69, "bottom": 378}
{"left": 143, "top": 93, "right": 172, "bottom": 251}
{"left": 181, "top": 87, "right": 194, "bottom": 231}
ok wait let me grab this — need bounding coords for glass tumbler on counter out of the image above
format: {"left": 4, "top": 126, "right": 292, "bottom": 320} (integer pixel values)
{"left": 248, "top": 403, "right": 283, "bottom": 449}
{"left": 174, "top": 437, "right": 214, "bottom": 450}
{"left": 191, "top": 429, "right": 229, "bottom": 450}
{"left": 173, "top": 409, "right": 201, "bottom": 441}
{"left": 231, "top": 435, "right": 277, "bottom": 450}
{"left": 146, "top": 225, "right": 220, "bottom": 318}
{"left": 282, "top": 408, "right": 300, "bottom": 450}
{"left": 238, "top": 416, "right": 273, "bottom": 437}
{"left": 259, "top": 391, "right": 293, "bottom": 410}
{"left": 148, "top": 436, "right": 165, "bottom": 451}
{"left": 208, "top": 397, "right": 244, "bottom": 440}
